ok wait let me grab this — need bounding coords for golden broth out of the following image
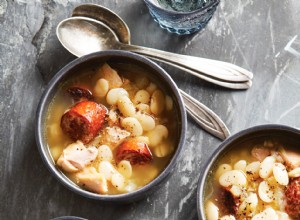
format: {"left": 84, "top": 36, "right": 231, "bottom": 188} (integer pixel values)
{"left": 46, "top": 62, "right": 179, "bottom": 195}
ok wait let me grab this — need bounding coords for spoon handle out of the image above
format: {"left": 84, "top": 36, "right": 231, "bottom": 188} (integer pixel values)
{"left": 180, "top": 90, "right": 230, "bottom": 140}
{"left": 149, "top": 56, "right": 252, "bottom": 89}
{"left": 120, "top": 44, "right": 253, "bottom": 83}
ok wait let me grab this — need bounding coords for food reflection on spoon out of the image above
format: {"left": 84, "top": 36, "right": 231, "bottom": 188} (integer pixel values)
{"left": 57, "top": 17, "right": 252, "bottom": 89}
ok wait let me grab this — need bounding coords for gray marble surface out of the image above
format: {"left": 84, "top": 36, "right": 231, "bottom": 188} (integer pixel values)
{"left": 1, "top": 0, "right": 300, "bottom": 219}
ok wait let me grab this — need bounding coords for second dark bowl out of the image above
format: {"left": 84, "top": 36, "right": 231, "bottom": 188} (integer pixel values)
{"left": 197, "top": 124, "right": 300, "bottom": 219}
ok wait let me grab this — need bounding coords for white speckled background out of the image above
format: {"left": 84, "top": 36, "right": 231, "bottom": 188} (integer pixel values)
{"left": 1, "top": 0, "right": 300, "bottom": 219}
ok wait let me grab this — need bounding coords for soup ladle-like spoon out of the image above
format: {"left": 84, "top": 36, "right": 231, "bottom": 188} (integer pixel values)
{"left": 57, "top": 18, "right": 230, "bottom": 140}
{"left": 57, "top": 17, "right": 252, "bottom": 89}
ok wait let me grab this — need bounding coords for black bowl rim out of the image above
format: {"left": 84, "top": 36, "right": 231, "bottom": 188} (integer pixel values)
{"left": 143, "top": 0, "right": 220, "bottom": 16}
{"left": 51, "top": 216, "right": 87, "bottom": 220}
{"left": 35, "top": 50, "right": 187, "bottom": 202}
{"left": 197, "top": 124, "right": 300, "bottom": 219}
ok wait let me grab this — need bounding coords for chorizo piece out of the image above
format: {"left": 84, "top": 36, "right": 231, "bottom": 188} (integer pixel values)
{"left": 215, "top": 187, "right": 240, "bottom": 216}
{"left": 116, "top": 139, "right": 153, "bottom": 165}
{"left": 285, "top": 177, "right": 300, "bottom": 218}
{"left": 61, "top": 101, "right": 106, "bottom": 144}
{"left": 66, "top": 86, "right": 94, "bottom": 102}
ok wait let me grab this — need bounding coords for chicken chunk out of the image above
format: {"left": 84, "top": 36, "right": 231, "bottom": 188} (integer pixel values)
{"left": 107, "top": 106, "right": 122, "bottom": 127}
{"left": 90, "top": 126, "right": 130, "bottom": 149}
{"left": 280, "top": 148, "right": 300, "bottom": 169}
{"left": 76, "top": 167, "right": 108, "bottom": 194}
{"left": 251, "top": 146, "right": 271, "bottom": 162}
{"left": 95, "top": 63, "right": 123, "bottom": 88}
{"left": 57, "top": 141, "right": 98, "bottom": 172}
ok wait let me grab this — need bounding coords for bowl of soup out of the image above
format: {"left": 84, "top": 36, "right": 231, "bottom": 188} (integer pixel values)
{"left": 197, "top": 124, "right": 300, "bottom": 219}
{"left": 36, "top": 50, "right": 187, "bottom": 202}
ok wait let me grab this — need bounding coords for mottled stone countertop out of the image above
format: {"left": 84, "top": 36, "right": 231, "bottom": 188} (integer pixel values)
{"left": 1, "top": 0, "right": 300, "bottom": 219}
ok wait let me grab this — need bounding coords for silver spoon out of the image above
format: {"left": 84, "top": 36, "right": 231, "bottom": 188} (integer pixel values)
{"left": 71, "top": 4, "right": 252, "bottom": 82}
{"left": 72, "top": 3, "right": 253, "bottom": 89}
{"left": 57, "top": 17, "right": 252, "bottom": 87}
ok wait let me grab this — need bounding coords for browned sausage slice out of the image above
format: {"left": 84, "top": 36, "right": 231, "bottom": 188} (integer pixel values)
{"left": 116, "top": 139, "right": 153, "bottom": 165}
{"left": 61, "top": 101, "right": 107, "bottom": 144}
{"left": 285, "top": 177, "right": 300, "bottom": 218}
{"left": 66, "top": 86, "right": 94, "bottom": 102}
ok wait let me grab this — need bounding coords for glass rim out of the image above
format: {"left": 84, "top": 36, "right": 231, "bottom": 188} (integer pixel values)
{"left": 143, "top": 0, "right": 220, "bottom": 15}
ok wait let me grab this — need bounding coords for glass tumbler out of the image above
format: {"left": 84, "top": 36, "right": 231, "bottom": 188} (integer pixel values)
{"left": 143, "top": 0, "right": 220, "bottom": 35}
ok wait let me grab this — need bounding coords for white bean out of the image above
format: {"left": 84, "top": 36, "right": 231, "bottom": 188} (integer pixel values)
{"left": 146, "top": 82, "right": 157, "bottom": 95}
{"left": 245, "top": 161, "right": 261, "bottom": 179}
{"left": 117, "top": 160, "right": 132, "bottom": 178}
{"left": 258, "top": 180, "right": 274, "bottom": 203}
{"left": 133, "top": 136, "right": 150, "bottom": 145}
{"left": 273, "top": 163, "right": 289, "bottom": 186}
{"left": 288, "top": 167, "right": 300, "bottom": 178}
{"left": 276, "top": 211, "right": 289, "bottom": 220}
{"left": 111, "top": 173, "right": 125, "bottom": 191}
{"left": 98, "top": 161, "right": 117, "bottom": 181}
{"left": 205, "top": 201, "right": 219, "bottom": 220}
{"left": 219, "top": 170, "right": 247, "bottom": 187}
{"left": 135, "top": 112, "right": 155, "bottom": 131}
{"left": 150, "top": 90, "right": 165, "bottom": 115}
{"left": 229, "top": 185, "right": 242, "bottom": 197}
{"left": 153, "top": 142, "right": 174, "bottom": 157}
{"left": 233, "top": 160, "right": 247, "bottom": 172}
{"left": 97, "top": 145, "right": 113, "bottom": 162}
{"left": 215, "top": 164, "right": 232, "bottom": 180}
{"left": 134, "top": 90, "right": 150, "bottom": 104}
{"left": 165, "top": 95, "right": 173, "bottom": 111}
{"left": 117, "top": 95, "right": 136, "bottom": 117}
{"left": 252, "top": 208, "right": 278, "bottom": 220}
{"left": 259, "top": 156, "right": 275, "bottom": 179}
{"left": 106, "top": 88, "right": 128, "bottom": 105}
{"left": 124, "top": 180, "right": 137, "bottom": 192}
{"left": 136, "top": 103, "right": 151, "bottom": 114}
{"left": 220, "top": 215, "right": 236, "bottom": 220}
{"left": 121, "top": 117, "right": 143, "bottom": 136}
{"left": 147, "top": 125, "right": 168, "bottom": 147}
{"left": 135, "top": 76, "right": 149, "bottom": 89}
{"left": 238, "top": 192, "right": 258, "bottom": 214}
{"left": 94, "top": 78, "right": 109, "bottom": 98}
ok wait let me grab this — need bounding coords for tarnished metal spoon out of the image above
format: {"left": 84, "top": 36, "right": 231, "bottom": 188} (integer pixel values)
{"left": 72, "top": 4, "right": 252, "bottom": 87}
{"left": 57, "top": 17, "right": 252, "bottom": 87}
{"left": 72, "top": 3, "right": 131, "bottom": 45}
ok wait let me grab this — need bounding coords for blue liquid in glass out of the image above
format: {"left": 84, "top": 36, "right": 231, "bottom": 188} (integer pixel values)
{"left": 157, "top": 0, "right": 207, "bottom": 12}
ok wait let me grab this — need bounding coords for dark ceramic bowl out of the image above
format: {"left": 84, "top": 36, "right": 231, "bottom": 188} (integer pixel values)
{"left": 36, "top": 50, "right": 187, "bottom": 202}
{"left": 197, "top": 124, "right": 300, "bottom": 219}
